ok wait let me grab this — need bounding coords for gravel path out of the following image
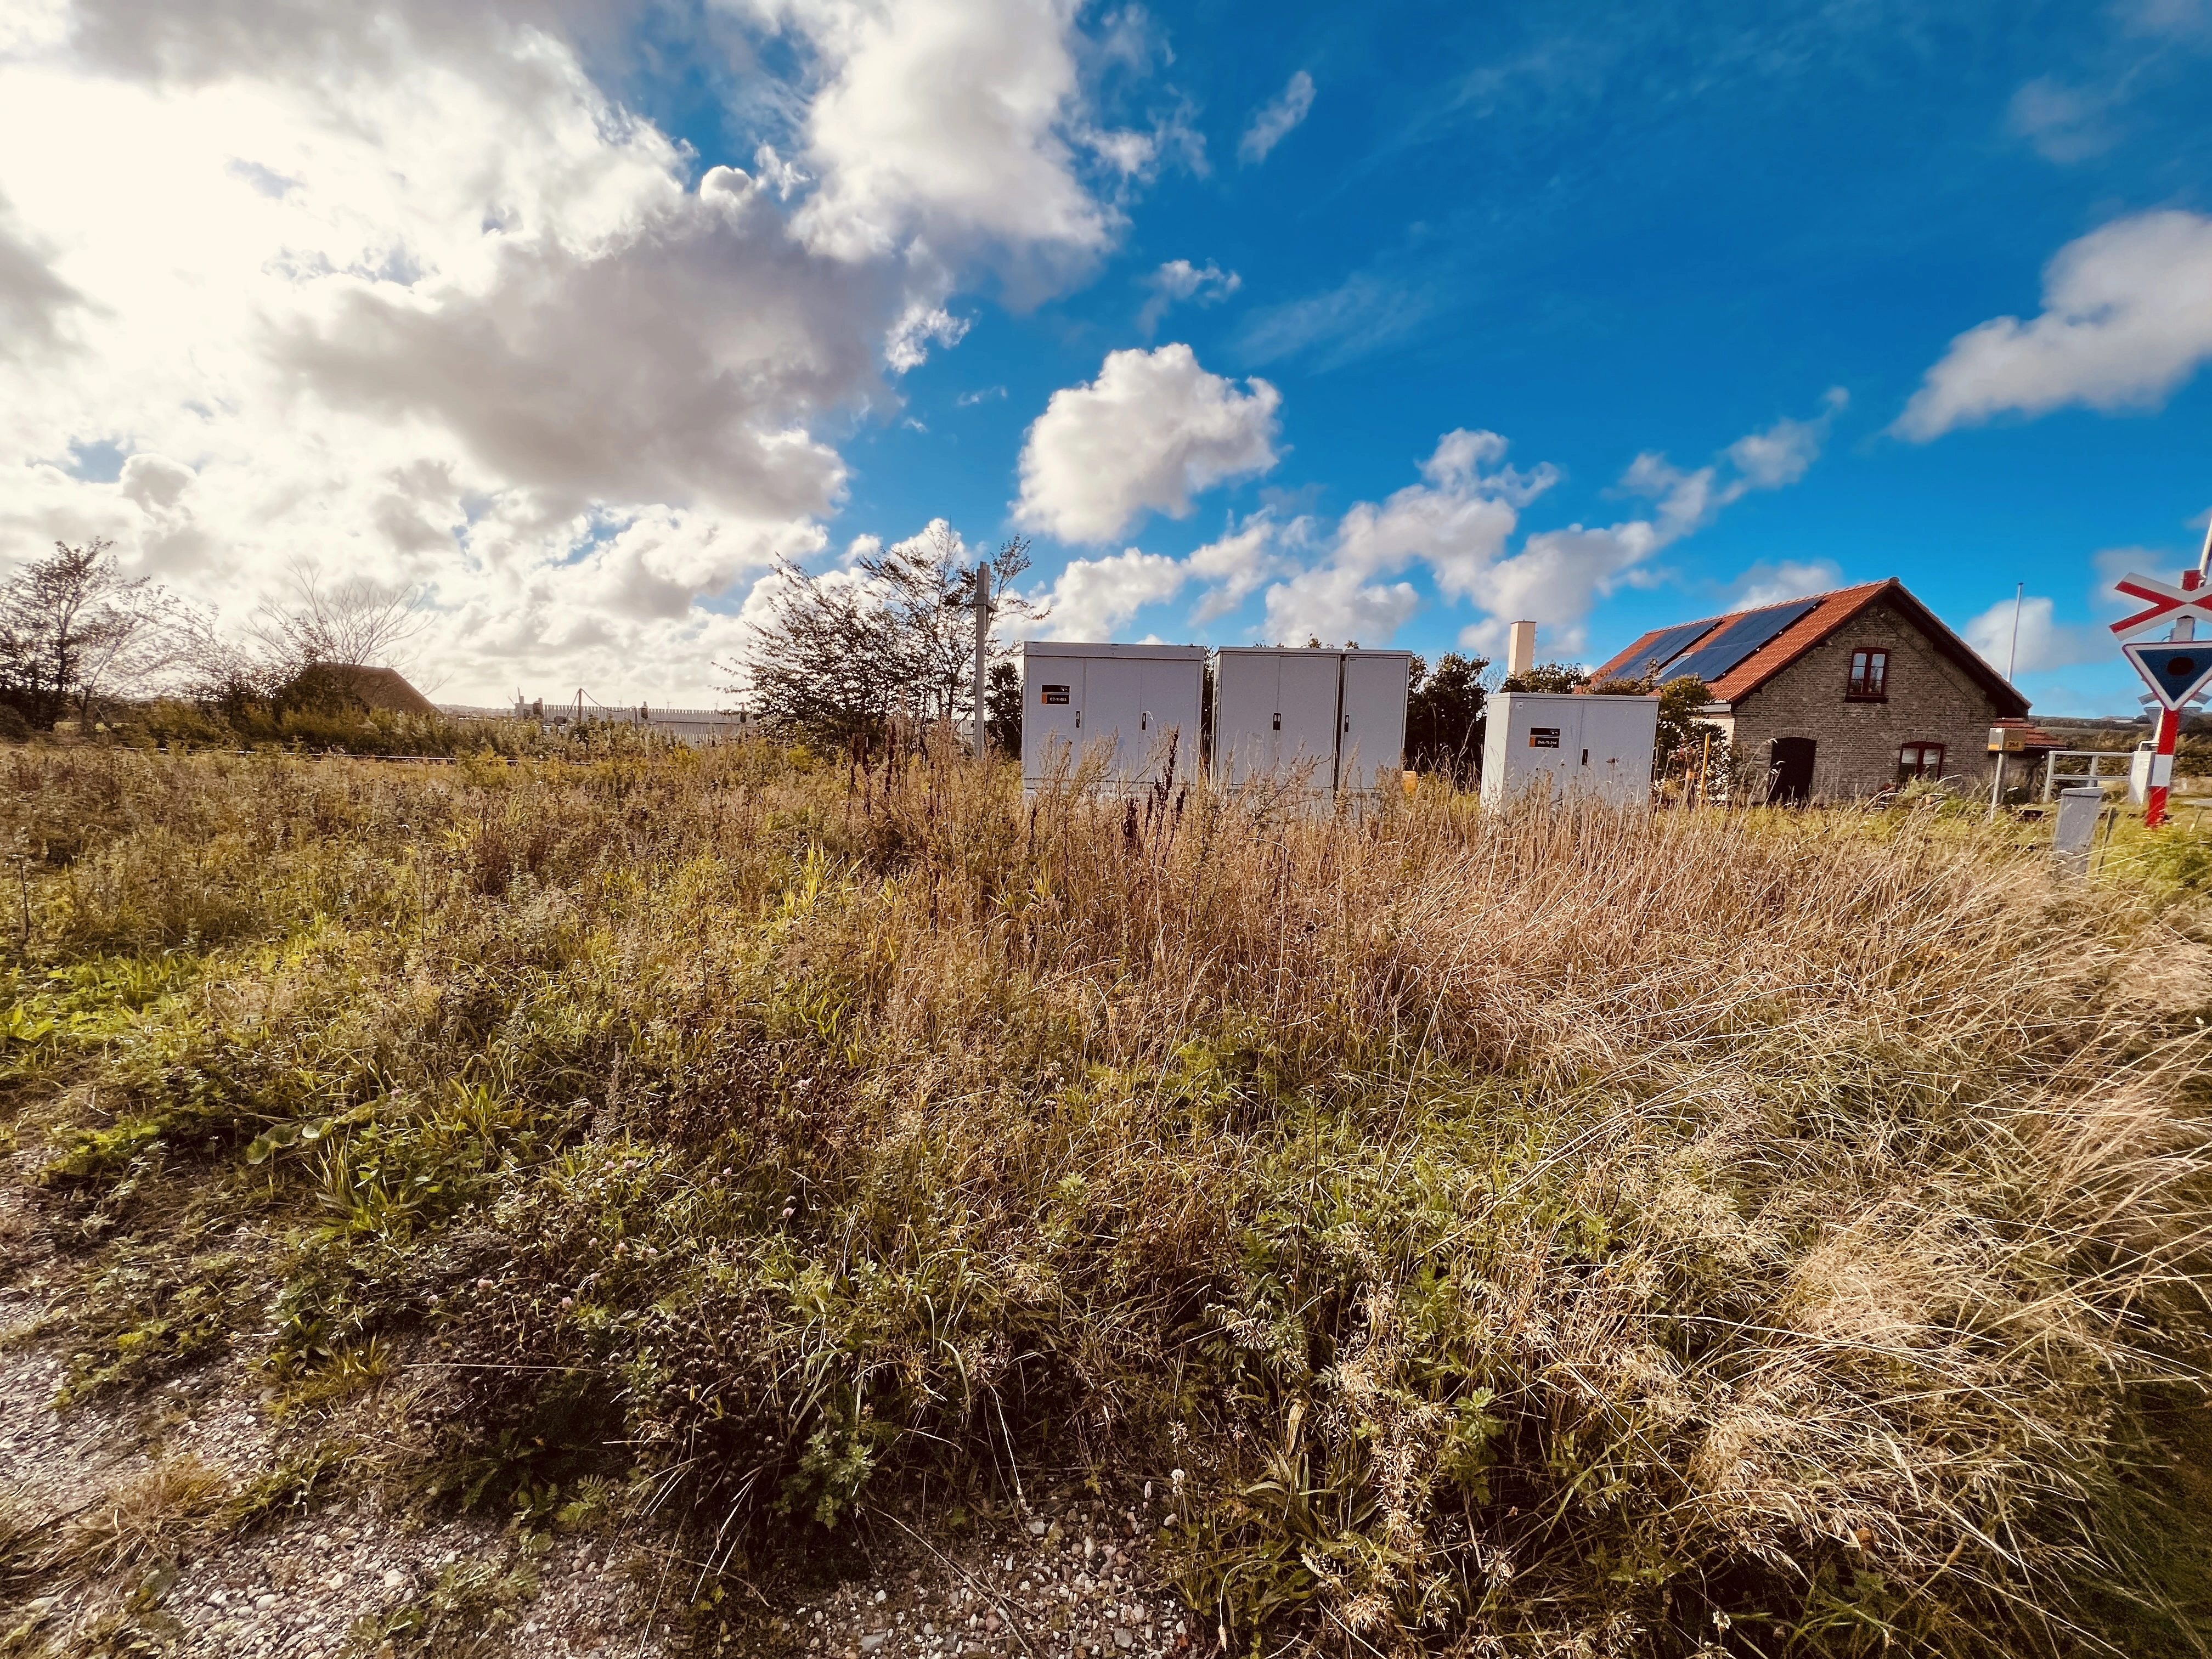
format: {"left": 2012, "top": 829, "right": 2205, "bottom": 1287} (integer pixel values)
{"left": 3, "top": 1240, "right": 1189, "bottom": 1654}
{"left": 782, "top": 1500, "right": 1197, "bottom": 1659}
{"left": 1, "top": 1180, "right": 1193, "bottom": 1658}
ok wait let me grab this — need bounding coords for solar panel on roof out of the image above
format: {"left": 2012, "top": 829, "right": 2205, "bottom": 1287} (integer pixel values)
{"left": 1612, "top": 618, "right": 1720, "bottom": 679}
{"left": 1661, "top": 597, "right": 1821, "bottom": 686}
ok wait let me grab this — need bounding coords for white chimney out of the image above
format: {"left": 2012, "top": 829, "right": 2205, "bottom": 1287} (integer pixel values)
{"left": 1506, "top": 619, "right": 1537, "bottom": 679}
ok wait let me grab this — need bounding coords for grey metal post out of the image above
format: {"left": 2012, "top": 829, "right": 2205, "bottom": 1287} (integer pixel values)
{"left": 972, "top": 559, "right": 991, "bottom": 761}
{"left": 2053, "top": 786, "right": 2103, "bottom": 876}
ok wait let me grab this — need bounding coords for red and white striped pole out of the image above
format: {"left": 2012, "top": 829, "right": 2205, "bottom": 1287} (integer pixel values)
{"left": 2147, "top": 563, "right": 2206, "bottom": 828}
{"left": 2147, "top": 706, "right": 2181, "bottom": 827}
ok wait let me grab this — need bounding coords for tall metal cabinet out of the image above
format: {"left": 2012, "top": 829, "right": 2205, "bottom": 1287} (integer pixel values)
{"left": 1021, "top": 642, "right": 1207, "bottom": 789}
{"left": 1210, "top": 647, "right": 1412, "bottom": 793}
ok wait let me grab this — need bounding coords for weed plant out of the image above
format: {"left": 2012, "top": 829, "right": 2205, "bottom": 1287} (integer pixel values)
{"left": 3, "top": 740, "right": 2211, "bottom": 1655}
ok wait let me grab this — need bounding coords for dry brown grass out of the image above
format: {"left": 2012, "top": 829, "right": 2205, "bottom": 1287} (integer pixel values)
{"left": 4, "top": 740, "right": 2212, "bottom": 1654}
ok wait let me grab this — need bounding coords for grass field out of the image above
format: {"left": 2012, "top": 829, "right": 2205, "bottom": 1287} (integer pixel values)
{"left": 4, "top": 739, "right": 2212, "bottom": 1656}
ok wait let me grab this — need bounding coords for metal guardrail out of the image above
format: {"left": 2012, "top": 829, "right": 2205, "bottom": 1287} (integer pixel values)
{"left": 2041, "top": 749, "right": 2135, "bottom": 802}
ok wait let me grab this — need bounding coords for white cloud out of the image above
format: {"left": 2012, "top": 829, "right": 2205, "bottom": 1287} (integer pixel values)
{"left": 1014, "top": 343, "right": 1282, "bottom": 543}
{"left": 1032, "top": 546, "right": 1188, "bottom": 639}
{"left": 884, "top": 302, "right": 969, "bottom": 372}
{"left": 1723, "top": 388, "right": 1847, "bottom": 488}
{"left": 1262, "top": 564, "right": 1421, "bottom": 646}
{"left": 1261, "top": 394, "right": 1845, "bottom": 648}
{"left": 1137, "top": 258, "right": 1240, "bottom": 334}
{"left": 0, "top": 0, "right": 1164, "bottom": 703}
{"left": 1896, "top": 212, "right": 2212, "bottom": 440}
{"left": 998, "top": 509, "right": 1291, "bottom": 640}
{"left": 1965, "top": 593, "right": 2109, "bottom": 676}
{"left": 1238, "top": 69, "right": 1314, "bottom": 165}
{"left": 1237, "top": 269, "right": 1436, "bottom": 370}
{"left": 2007, "top": 77, "right": 2122, "bottom": 163}
{"left": 1187, "top": 512, "right": 1287, "bottom": 623}
{"left": 757, "top": 0, "right": 1158, "bottom": 292}
{"left": 1726, "top": 558, "right": 1843, "bottom": 609}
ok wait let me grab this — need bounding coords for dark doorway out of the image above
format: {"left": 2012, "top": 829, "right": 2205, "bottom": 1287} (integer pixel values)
{"left": 1769, "top": 737, "right": 1816, "bottom": 804}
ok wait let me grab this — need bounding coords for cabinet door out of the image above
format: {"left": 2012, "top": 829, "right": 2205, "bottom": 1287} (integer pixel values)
{"left": 1274, "top": 652, "right": 1342, "bottom": 787}
{"left": 1137, "top": 657, "right": 1201, "bottom": 785}
{"left": 1579, "top": 702, "right": 1656, "bottom": 804}
{"left": 1212, "top": 653, "right": 1276, "bottom": 786}
{"left": 1025, "top": 661, "right": 1085, "bottom": 780}
{"left": 1077, "top": 656, "right": 1147, "bottom": 779}
{"left": 1339, "top": 655, "right": 1408, "bottom": 792}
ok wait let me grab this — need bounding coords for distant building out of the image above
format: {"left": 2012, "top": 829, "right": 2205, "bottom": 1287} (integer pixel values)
{"left": 1591, "top": 578, "right": 2030, "bottom": 800}
{"left": 320, "top": 664, "right": 439, "bottom": 716}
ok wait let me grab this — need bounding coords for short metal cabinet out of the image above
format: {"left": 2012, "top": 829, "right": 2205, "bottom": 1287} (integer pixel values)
{"left": 1479, "top": 691, "right": 1658, "bottom": 808}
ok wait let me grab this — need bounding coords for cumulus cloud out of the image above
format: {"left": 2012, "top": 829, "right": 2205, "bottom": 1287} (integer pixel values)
{"left": 1001, "top": 508, "right": 1291, "bottom": 639}
{"left": 757, "top": 0, "right": 1159, "bottom": 292}
{"left": 1137, "top": 258, "right": 1240, "bottom": 334}
{"left": 1726, "top": 558, "right": 1843, "bottom": 609}
{"left": 1238, "top": 69, "right": 1313, "bottom": 164}
{"left": 884, "top": 301, "right": 970, "bottom": 372}
{"left": 1032, "top": 546, "right": 1188, "bottom": 639}
{"left": 1187, "top": 513, "right": 1288, "bottom": 623}
{"left": 1897, "top": 212, "right": 2212, "bottom": 440}
{"left": 1014, "top": 343, "right": 1282, "bottom": 543}
{"left": 0, "top": 0, "right": 1165, "bottom": 702}
{"left": 1260, "top": 395, "right": 1846, "bottom": 648}
{"left": 1964, "top": 593, "right": 2109, "bottom": 676}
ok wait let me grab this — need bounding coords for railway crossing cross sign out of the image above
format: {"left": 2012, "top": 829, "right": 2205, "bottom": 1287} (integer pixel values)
{"left": 2109, "top": 571, "right": 2212, "bottom": 638}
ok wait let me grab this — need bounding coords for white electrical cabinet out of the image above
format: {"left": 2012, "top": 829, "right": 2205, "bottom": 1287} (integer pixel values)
{"left": 1210, "top": 647, "right": 1413, "bottom": 793}
{"left": 1479, "top": 691, "right": 1658, "bottom": 808}
{"left": 1021, "top": 642, "right": 1207, "bottom": 789}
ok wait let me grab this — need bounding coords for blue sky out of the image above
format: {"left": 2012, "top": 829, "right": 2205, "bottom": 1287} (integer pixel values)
{"left": 4, "top": 0, "right": 2209, "bottom": 709}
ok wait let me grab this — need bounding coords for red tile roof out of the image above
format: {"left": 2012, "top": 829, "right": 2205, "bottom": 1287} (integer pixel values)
{"left": 1591, "top": 578, "right": 2029, "bottom": 715}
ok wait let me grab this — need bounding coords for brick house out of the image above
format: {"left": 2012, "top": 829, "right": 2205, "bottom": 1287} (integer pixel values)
{"left": 1590, "top": 578, "right": 2030, "bottom": 801}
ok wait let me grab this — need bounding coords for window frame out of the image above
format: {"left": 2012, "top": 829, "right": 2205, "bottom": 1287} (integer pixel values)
{"left": 1846, "top": 646, "right": 1891, "bottom": 702}
{"left": 1897, "top": 741, "right": 1945, "bottom": 782}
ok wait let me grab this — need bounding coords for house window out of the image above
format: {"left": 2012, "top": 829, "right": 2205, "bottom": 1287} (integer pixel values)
{"left": 1898, "top": 742, "right": 1945, "bottom": 781}
{"left": 1847, "top": 648, "right": 1889, "bottom": 700}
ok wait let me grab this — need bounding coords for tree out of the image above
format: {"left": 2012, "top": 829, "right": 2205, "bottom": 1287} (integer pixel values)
{"left": 1404, "top": 652, "right": 1488, "bottom": 782}
{"left": 1501, "top": 660, "right": 1587, "bottom": 693}
{"left": 250, "top": 561, "right": 426, "bottom": 673}
{"left": 0, "top": 538, "right": 195, "bottom": 728}
{"left": 729, "top": 527, "right": 1036, "bottom": 749}
{"left": 1651, "top": 674, "right": 1723, "bottom": 782}
{"left": 985, "top": 659, "right": 1023, "bottom": 758}
{"left": 1588, "top": 669, "right": 1726, "bottom": 787}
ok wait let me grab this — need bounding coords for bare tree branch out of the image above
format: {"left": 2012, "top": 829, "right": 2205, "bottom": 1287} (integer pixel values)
{"left": 249, "top": 561, "right": 427, "bottom": 673}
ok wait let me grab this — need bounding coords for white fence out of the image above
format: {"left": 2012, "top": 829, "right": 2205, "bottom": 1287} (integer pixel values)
{"left": 438, "top": 702, "right": 760, "bottom": 743}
